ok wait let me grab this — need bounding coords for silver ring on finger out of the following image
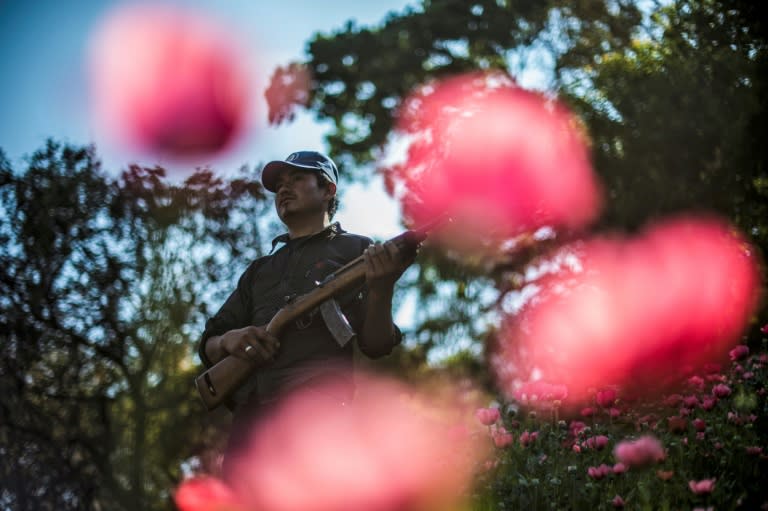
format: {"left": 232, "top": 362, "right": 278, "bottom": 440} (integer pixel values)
{"left": 245, "top": 345, "right": 254, "bottom": 354}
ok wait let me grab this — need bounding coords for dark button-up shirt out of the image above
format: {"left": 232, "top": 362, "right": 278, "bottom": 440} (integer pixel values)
{"left": 198, "top": 222, "right": 402, "bottom": 408}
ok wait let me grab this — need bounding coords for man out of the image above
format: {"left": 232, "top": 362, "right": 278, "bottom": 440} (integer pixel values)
{"left": 198, "top": 151, "right": 413, "bottom": 472}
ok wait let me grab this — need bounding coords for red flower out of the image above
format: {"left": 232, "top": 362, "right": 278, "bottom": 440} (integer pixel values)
{"left": 614, "top": 435, "right": 666, "bottom": 467}
{"left": 475, "top": 407, "right": 501, "bottom": 426}
{"left": 612, "top": 495, "right": 625, "bottom": 508}
{"left": 657, "top": 470, "right": 674, "bottom": 481}
{"left": 689, "top": 478, "right": 716, "bottom": 495}
{"left": 580, "top": 407, "right": 596, "bottom": 417}
{"left": 760, "top": 323, "right": 768, "bottom": 334}
{"left": 700, "top": 397, "right": 717, "bottom": 410}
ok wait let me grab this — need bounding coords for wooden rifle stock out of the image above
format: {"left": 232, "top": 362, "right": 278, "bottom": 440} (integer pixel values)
{"left": 194, "top": 215, "right": 448, "bottom": 411}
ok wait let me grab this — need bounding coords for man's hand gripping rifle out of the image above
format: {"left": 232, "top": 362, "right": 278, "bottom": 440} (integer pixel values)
{"left": 195, "top": 215, "right": 449, "bottom": 411}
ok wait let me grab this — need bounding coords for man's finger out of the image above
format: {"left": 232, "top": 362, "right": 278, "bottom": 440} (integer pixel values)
{"left": 243, "top": 342, "right": 270, "bottom": 361}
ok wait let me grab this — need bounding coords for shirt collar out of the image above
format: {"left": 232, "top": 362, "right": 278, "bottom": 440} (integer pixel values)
{"left": 270, "top": 222, "right": 344, "bottom": 253}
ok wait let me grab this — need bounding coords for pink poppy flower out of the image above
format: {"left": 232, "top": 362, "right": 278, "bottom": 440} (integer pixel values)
{"left": 692, "top": 418, "right": 707, "bottom": 432}
{"left": 612, "top": 463, "right": 628, "bottom": 474}
{"left": 585, "top": 435, "right": 609, "bottom": 450}
{"left": 493, "top": 427, "right": 514, "bottom": 448}
{"left": 682, "top": 395, "right": 699, "bottom": 408}
{"left": 596, "top": 389, "right": 617, "bottom": 407}
{"left": 612, "top": 495, "right": 625, "bottom": 508}
{"left": 215, "top": 373, "right": 485, "bottom": 511}
{"left": 614, "top": 435, "right": 666, "bottom": 467}
{"left": 701, "top": 397, "right": 717, "bottom": 410}
{"left": 712, "top": 384, "right": 732, "bottom": 397}
{"left": 88, "top": 4, "right": 252, "bottom": 162}
{"left": 587, "top": 464, "right": 612, "bottom": 480}
{"left": 519, "top": 430, "right": 539, "bottom": 447}
{"left": 569, "top": 421, "right": 587, "bottom": 437}
{"left": 580, "top": 407, "right": 596, "bottom": 417}
{"left": 475, "top": 407, "right": 501, "bottom": 426}
{"left": 689, "top": 478, "right": 716, "bottom": 495}
{"left": 175, "top": 477, "right": 241, "bottom": 511}
{"left": 687, "top": 375, "right": 705, "bottom": 389}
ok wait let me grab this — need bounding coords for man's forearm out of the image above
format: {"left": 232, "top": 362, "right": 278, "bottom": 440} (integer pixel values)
{"left": 359, "top": 289, "right": 398, "bottom": 358}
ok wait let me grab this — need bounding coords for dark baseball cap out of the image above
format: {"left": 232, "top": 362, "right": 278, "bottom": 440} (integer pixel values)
{"left": 261, "top": 151, "right": 339, "bottom": 192}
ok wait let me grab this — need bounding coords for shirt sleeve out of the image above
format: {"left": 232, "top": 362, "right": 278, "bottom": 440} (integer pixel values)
{"left": 197, "top": 262, "right": 257, "bottom": 367}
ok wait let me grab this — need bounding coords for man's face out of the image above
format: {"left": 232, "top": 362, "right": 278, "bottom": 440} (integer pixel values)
{"left": 273, "top": 168, "right": 334, "bottom": 222}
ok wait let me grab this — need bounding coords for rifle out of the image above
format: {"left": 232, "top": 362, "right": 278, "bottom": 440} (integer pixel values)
{"left": 195, "top": 215, "right": 449, "bottom": 411}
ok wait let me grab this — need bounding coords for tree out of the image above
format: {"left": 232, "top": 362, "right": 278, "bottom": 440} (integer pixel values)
{"left": 0, "top": 141, "right": 272, "bottom": 510}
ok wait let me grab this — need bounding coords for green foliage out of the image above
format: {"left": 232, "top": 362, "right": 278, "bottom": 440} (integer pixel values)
{"left": 471, "top": 341, "right": 768, "bottom": 510}
{"left": 0, "top": 140, "right": 272, "bottom": 510}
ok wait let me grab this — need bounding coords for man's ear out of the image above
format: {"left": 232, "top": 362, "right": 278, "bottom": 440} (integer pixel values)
{"left": 325, "top": 182, "right": 337, "bottom": 199}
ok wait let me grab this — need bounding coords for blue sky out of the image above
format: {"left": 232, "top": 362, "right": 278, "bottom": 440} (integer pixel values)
{"left": 0, "top": 0, "right": 418, "bottom": 236}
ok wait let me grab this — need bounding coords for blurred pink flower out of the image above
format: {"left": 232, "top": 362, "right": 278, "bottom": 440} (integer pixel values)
{"left": 664, "top": 394, "right": 683, "bottom": 407}
{"left": 692, "top": 418, "right": 707, "bottom": 432}
{"left": 519, "top": 430, "right": 539, "bottom": 447}
{"left": 569, "top": 421, "right": 587, "bottom": 437}
{"left": 712, "top": 384, "right": 732, "bottom": 397}
{"left": 701, "top": 397, "right": 717, "bottom": 410}
{"left": 222, "top": 373, "right": 485, "bottom": 511}
{"left": 612, "top": 463, "right": 628, "bottom": 474}
{"left": 657, "top": 470, "right": 674, "bottom": 481}
{"left": 687, "top": 375, "right": 705, "bottom": 389}
{"left": 609, "top": 407, "right": 622, "bottom": 419}
{"left": 512, "top": 381, "right": 568, "bottom": 407}
{"left": 174, "top": 477, "right": 241, "bottom": 511}
{"left": 682, "top": 395, "right": 699, "bottom": 408}
{"left": 612, "top": 495, "right": 625, "bottom": 508}
{"left": 584, "top": 435, "right": 609, "bottom": 450}
{"left": 746, "top": 446, "right": 763, "bottom": 455}
{"left": 493, "top": 428, "right": 514, "bottom": 448}
{"left": 614, "top": 435, "right": 666, "bottom": 467}
{"left": 760, "top": 323, "right": 768, "bottom": 334}
{"left": 475, "top": 407, "right": 501, "bottom": 426}
{"left": 689, "top": 478, "right": 716, "bottom": 495}
{"left": 587, "top": 464, "right": 613, "bottom": 480}
{"left": 596, "top": 389, "right": 617, "bottom": 407}
{"left": 580, "top": 407, "right": 596, "bottom": 417}
{"left": 572, "top": 444, "right": 582, "bottom": 453}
